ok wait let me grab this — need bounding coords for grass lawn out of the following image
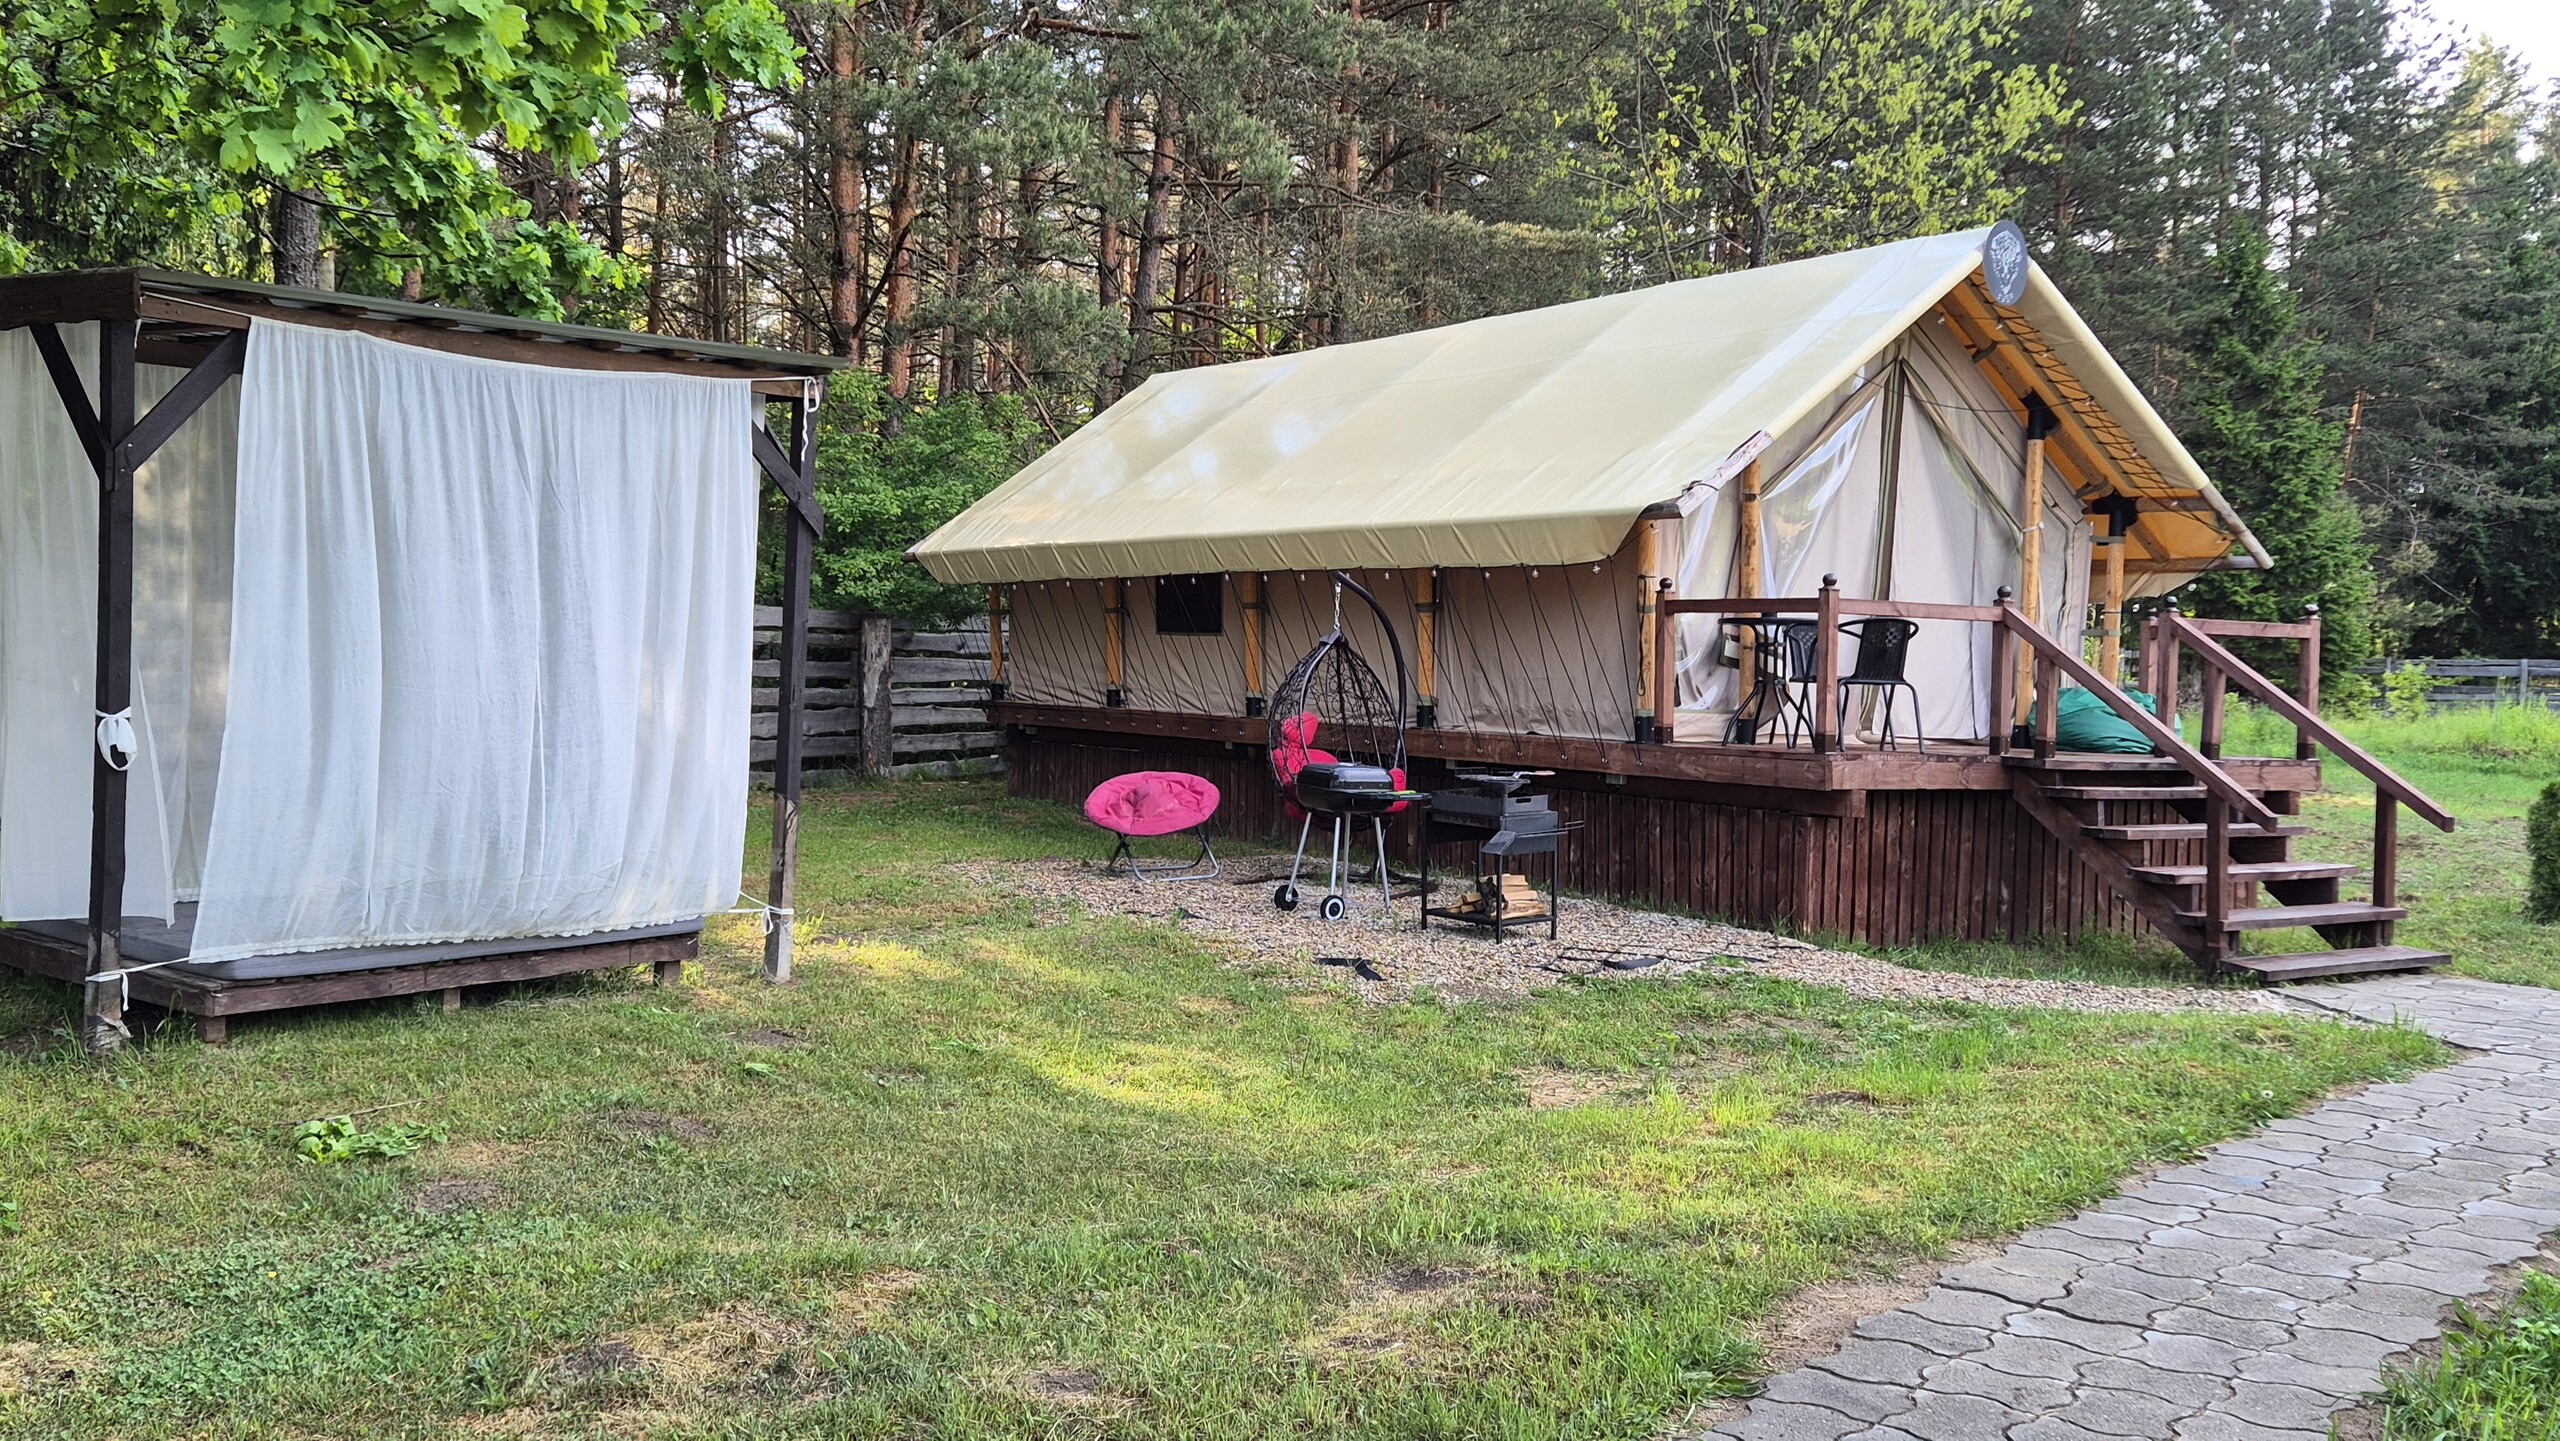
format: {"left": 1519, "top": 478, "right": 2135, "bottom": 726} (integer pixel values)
{"left": 1880, "top": 704, "right": 2560, "bottom": 991}
{"left": 2375, "top": 1264, "right": 2560, "bottom": 1439}
{"left": 0, "top": 782, "right": 2444, "bottom": 1441}
{"left": 2225, "top": 703, "right": 2560, "bottom": 992}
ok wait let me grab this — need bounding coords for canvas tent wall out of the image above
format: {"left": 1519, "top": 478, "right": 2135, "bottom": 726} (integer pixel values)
{"left": 0, "top": 270, "right": 837, "bottom": 1050}
{"left": 920, "top": 227, "right": 2260, "bottom": 745}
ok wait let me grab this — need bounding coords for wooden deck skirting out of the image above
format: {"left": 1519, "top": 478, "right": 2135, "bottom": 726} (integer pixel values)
{"left": 996, "top": 705, "right": 2324, "bottom": 949}
{"left": 0, "top": 927, "right": 697, "bottom": 1044}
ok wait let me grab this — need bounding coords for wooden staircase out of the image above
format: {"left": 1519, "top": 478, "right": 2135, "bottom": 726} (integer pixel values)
{"left": 1991, "top": 604, "right": 2456, "bottom": 985}
{"left": 2007, "top": 756, "right": 2446, "bottom": 982}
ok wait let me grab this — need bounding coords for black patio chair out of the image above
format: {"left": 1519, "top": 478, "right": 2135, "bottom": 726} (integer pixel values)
{"left": 1718, "top": 619, "right": 1822, "bottom": 746}
{"left": 1835, "top": 617, "right": 1925, "bottom": 752}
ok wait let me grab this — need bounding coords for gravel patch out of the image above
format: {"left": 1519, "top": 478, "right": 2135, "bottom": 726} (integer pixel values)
{"left": 947, "top": 856, "right": 2271, "bottom": 1015}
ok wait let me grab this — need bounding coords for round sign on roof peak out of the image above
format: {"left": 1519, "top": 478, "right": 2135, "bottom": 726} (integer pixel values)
{"left": 1983, "top": 220, "right": 2030, "bottom": 307}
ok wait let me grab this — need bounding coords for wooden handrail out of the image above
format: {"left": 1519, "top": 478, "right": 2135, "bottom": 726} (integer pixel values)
{"left": 1659, "top": 595, "right": 2007, "bottom": 624}
{"left": 2164, "top": 618, "right": 2457, "bottom": 832}
{"left": 2175, "top": 616, "right": 2319, "bottom": 641}
{"left": 1999, "top": 603, "right": 2282, "bottom": 828}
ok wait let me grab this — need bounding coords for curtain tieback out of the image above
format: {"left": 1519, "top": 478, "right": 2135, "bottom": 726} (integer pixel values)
{"left": 94, "top": 709, "right": 136, "bottom": 771}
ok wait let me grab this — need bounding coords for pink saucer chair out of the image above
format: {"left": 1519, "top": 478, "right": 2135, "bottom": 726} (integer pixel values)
{"left": 1084, "top": 771, "right": 1222, "bottom": 882}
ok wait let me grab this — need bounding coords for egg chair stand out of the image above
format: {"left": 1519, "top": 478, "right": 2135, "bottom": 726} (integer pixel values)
{"left": 1268, "top": 574, "right": 1420, "bottom": 923}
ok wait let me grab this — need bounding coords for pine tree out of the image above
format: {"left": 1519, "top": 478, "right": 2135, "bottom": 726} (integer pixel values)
{"left": 2178, "top": 227, "right": 2375, "bottom": 675}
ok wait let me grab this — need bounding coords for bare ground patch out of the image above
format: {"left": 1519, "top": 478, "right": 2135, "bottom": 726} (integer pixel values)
{"left": 0, "top": 1340, "right": 99, "bottom": 1399}
{"left": 414, "top": 1177, "right": 507, "bottom": 1214}
{"left": 1019, "top": 1366, "right": 1109, "bottom": 1403}
{"left": 1519, "top": 1066, "right": 1635, "bottom": 1110}
{"left": 1297, "top": 1263, "right": 1538, "bottom": 1370}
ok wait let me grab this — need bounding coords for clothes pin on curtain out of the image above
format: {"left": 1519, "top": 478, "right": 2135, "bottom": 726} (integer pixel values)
{"left": 83, "top": 319, "right": 140, "bottom": 1055}
{"left": 765, "top": 392, "right": 818, "bottom": 986}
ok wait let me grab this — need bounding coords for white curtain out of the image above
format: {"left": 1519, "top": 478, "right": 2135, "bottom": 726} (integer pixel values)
{"left": 0, "top": 325, "right": 239, "bottom": 923}
{"left": 188, "top": 322, "right": 758, "bottom": 962}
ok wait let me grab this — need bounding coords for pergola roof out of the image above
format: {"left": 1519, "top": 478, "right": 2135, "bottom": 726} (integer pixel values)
{"left": 914, "top": 228, "right": 2269, "bottom": 585}
{"left": 0, "top": 268, "right": 845, "bottom": 393}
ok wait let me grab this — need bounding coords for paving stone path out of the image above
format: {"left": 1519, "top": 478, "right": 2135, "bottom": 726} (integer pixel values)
{"left": 1706, "top": 975, "right": 2560, "bottom": 1441}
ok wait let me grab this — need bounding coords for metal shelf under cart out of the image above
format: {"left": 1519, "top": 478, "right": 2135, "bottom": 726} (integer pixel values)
{"left": 1417, "top": 780, "right": 1576, "bottom": 940}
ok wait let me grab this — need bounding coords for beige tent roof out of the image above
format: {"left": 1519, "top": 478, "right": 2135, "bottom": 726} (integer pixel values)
{"left": 914, "top": 228, "right": 2268, "bottom": 585}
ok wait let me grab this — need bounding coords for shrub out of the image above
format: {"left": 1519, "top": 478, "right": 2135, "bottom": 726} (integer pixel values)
{"left": 2380, "top": 661, "right": 2446, "bottom": 718}
{"left": 2530, "top": 782, "right": 2560, "bottom": 924}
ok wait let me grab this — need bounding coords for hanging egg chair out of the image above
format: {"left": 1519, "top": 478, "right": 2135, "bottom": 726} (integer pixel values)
{"left": 1266, "top": 572, "right": 1419, "bottom": 921}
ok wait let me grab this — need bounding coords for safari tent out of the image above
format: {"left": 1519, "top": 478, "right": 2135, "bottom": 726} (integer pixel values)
{"left": 917, "top": 226, "right": 2448, "bottom": 981}
{"left": 0, "top": 269, "right": 836, "bottom": 1050}
{"left": 917, "top": 226, "right": 2267, "bottom": 747}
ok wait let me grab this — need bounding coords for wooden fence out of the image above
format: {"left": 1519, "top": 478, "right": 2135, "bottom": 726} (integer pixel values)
{"left": 2360, "top": 658, "right": 2560, "bottom": 710}
{"left": 752, "top": 608, "right": 1004, "bottom": 780}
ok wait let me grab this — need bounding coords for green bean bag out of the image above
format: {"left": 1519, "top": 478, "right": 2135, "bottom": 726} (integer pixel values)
{"left": 2041, "top": 686, "right": 2180, "bottom": 754}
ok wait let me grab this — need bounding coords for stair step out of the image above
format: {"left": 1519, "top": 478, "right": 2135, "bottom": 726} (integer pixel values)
{"left": 2085, "top": 822, "right": 2308, "bottom": 841}
{"left": 2176, "top": 902, "right": 2408, "bottom": 932}
{"left": 2127, "top": 861, "right": 2357, "bottom": 885}
{"left": 2044, "top": 784, "right": 2209, "bottom": 801}
{"left": 2221, "top": 945, "right": 2453, "bottom": 982}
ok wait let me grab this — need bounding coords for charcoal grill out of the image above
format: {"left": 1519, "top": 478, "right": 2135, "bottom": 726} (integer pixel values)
{"left": 1419, "top": 770, "right": 1575, "bottom": 938}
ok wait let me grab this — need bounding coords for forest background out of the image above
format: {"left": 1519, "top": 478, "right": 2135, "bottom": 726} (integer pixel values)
{"left": 4, "top": 0, "right": 2555, "bottom": 670}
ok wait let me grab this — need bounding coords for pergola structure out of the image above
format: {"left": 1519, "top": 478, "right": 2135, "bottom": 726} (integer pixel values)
{"left": 0, "top": 269, "right": 840, "bottom": 1051}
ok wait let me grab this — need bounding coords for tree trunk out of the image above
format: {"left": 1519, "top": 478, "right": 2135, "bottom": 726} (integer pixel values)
{"left": 882, "top": 128, "right": 923, "bottom": 400}
{"left": 272, "top": 189, "right": 323, "bottom": 288}
{"left": 1127, "top": 93, "right": 1179, "bottom": 381}
{"left": 1095, "top": 85, "right": 1128, "bottom": 407}
{"left": 827, "top": 5, "right": 867, "bottom": 359}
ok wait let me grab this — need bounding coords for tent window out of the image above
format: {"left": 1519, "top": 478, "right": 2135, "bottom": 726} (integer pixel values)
{"left": 1155, "top": 574, "right": 1224, "bottom": 634}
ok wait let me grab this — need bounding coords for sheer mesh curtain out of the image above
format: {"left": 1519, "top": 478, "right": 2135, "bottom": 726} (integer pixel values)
{"left": 0, "top": 324, "right": 238, "bottom": 922}
{"left": 186, "top": 322, "right": 758, "bottom": 962}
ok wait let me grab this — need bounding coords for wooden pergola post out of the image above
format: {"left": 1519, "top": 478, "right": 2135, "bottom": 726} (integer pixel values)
{"left": 756, "top": 393, "right": 824, "bottom": 986}
{"left": 1412, "top": 568, "right": 1436, "bottom": 728}
{"left": 23, "top": 317, "right": 243, "bottom": 1054}
{"left": 1103, "top": 578, "right": 1127, "bottom": 707}
{"left": 1734, "top": 459, "right": 1764, "bottom": 699}
{"left": 84, "top": 319, "right": 138, "bottom": 1053}
{"left": 1635, "top": 519, "right": 1661, "bottom": 743}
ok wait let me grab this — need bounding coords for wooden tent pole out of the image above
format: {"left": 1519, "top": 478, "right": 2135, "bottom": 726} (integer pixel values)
{"left": 986, "top": 584, "right": 1007, "bottom": 699}
{"left": 2097, "top": 517, "right": 2127, "bottom": 682}
{"left": 764, "top": 394, "right": 820, "bottom": 986}
{"left": 82, "top": 319, "right": 138, "bottom": 1054}
{"left": 2014, "top": 403, "right": 2056, "bottom": 732}
{"left": 1412, "top": 568, "right": 1436, "bottom": 727}
{"left": 1241, "top": 573, "right": 1266, "bottom": 716}
{"left": 1735, "top": 459, "right": 1764, "bottom": 700}
{"left": 1103, "top": 578, "right": 1126, "bottom": 707}
{"left": 1635, "top": 519, "right": 1660, "bottom": 742}
{"left": 1654, "top": 578, "right": 1677, "bottom": 740}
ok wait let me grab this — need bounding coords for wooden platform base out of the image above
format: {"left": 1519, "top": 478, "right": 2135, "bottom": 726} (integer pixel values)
{"left": 0, "top": 927, "right": 696, "bottom": 1043}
